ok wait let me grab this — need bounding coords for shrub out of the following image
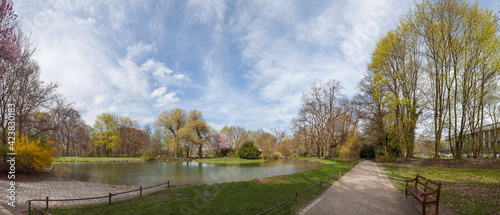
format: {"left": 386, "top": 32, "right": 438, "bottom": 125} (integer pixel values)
{"left": 339, "top": 138, "right": 360, "bottom": 159}
{"left": 141, "top": 154, "right": 155, "bottom": 161}
{"left": 238, "top": 141, "right": 261, "bottom": 159}
{"left": 375, "top": 149, "right": 396, "bottom": 162}
{"left": 272, "top": 152, "right": 282, "bottom": 159}
{"left": 14, "top": 135, "right": 55, "bottom": 173}
{"left": 234, "top": 150, "right": 239, "bottom": 158}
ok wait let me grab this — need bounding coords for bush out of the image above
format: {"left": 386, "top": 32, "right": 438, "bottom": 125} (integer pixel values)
{"left": 238, "top": 141, "right": 261, "bottom": 159}
{"left": 272, "top": 152, "right": 282, "bottom": 159}
{"left": 141, "top": 154, "right": 155, "bottom": 161}
{"left": 339, "top": 138, "right": 360, "bottom": 159}
{"left": 234, "top": 150, "right": 239, "bottom": 158}
{"left": 377, "top": 153, "right": 396, "bottom": 162}
{"left": 376, "top": 150, "right": 396, "bottom": 162}
{"left": 14, "top": 135, "right": 55, "bottom": 173}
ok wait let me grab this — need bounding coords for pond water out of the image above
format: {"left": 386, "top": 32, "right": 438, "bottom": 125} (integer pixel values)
{"left": 51, "top": 159, "right": 324, "bottom": 186}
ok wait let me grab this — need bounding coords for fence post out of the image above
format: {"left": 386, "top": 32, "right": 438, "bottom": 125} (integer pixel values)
{"left": 46, "top": 196, "right": 49, "bottom": 209}
{"left": 27, "top": 201, "right": 31, "bottom": 215}
{"left": 140, "top": 186, "right": 143, "bottom": 197}
{"left": 295, "top": 191, "right": 298, "bottom": 203}
{"left": 168, "top": 180, "right": 170, "bottom": 189}
{"left": 109, "top": 193, "right": 112, "bottom": 204}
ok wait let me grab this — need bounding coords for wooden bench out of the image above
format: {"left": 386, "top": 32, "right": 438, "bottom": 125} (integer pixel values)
{"left": 405, "top": 174, "right": 441, "bottom": 215}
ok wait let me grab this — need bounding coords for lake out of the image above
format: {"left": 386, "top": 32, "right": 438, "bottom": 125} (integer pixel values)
{"left": 51, "top": 159, "right": 324, "bottom": 186}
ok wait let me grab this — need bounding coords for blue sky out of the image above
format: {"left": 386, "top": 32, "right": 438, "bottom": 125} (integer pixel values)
{"left": 13, "top": 0, "right": 499, "bottom": 132}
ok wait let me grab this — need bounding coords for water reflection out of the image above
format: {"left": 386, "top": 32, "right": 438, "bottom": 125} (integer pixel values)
{"left": 52, "top": 159, "right": 323, "bottom": 186}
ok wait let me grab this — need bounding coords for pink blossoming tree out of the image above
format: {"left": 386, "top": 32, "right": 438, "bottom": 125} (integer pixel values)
{"left": 0, "top": 0, "right": 21, "bottom": 69}
{"left": 214, "top": 134, "right": 230, "bottom": 157}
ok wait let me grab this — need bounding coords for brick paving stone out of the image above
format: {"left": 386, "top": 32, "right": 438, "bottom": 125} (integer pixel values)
{"left": 0, "top": 180, "right": 168, "bottom": 214}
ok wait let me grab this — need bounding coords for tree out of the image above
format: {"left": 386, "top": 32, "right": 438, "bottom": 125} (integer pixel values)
{"left": 214, "top": 134, "right": 230, "bottom": 157}
{"left": 0, "top": 0, "right": 21, "bottom": 68}
{"left": 92, "top": 113, "right": 120, "bottom": 156}
{"left": 50, "top": 106, "right": 85, "bottom": 156}
{"left": 186, "top": 110, "right": 209, "bottom": 158}
{"left": 154, "top": 108, "right": 187, "bottom": 157}
{"left": 0, "top": 31, "right": 59, "bottom": 147}
{"left": 292, "top": 79, "right": 357, "bottom": 158}
{"left": 237, "top": 141, "right": 260, "bottom": 159}
{"left": 368, "top": 19, "right": 423, "bottom": 158}
{"left": 410, "top": 0, "right": 500, "bottom": 159}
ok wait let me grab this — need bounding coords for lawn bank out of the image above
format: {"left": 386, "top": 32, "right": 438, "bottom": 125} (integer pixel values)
{"left": 194, "top": 157, "right": 265, "bottom": 163}
{"left": 384, "top": 163, "right": 500, "bottom": 215}
{"left": 45, "top": 158, "right": 358, "bottom": 215}
{"left": 54, "top": 157, "right": 144, "bottom": 162}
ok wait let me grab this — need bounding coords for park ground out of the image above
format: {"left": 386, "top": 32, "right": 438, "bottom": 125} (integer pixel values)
{"left": 384, "top": 158, "right": 500, "bottom": 215}
{"left": 8, "top": 157, "right": 500, "bottom": 215}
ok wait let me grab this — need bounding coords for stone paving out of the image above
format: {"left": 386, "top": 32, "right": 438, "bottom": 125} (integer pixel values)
{"left": 0, "top": 180, "right": 168, "bottom": 214}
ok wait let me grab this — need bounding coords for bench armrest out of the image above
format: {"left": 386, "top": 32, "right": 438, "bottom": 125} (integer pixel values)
{"left": 420, "top": 189, "right": 439, "bottom": 197}
{"left": 404, "top": 178, "right": 417, "bottom": 183}
{"left": 404, "top": 177, "right": 417, "bottom": 186}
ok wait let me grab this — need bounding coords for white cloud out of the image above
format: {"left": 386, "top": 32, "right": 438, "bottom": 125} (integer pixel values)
{"left": 149, "top": 87, "right": 179, "bottom": 107}
{"left": 173, "top": 74, "right": 185, "bottom": 80}
{"left": 150, "top": 87, "right": 167, "bottom": 98}
{"left": 92, "top": 95, "right": 106, "bottom": 105}
{"left": 154, "top": 92, "right": 179, "bottom": 107}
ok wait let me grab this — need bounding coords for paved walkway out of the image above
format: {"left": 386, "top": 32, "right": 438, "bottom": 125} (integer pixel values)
{"left": 298, "top": 160, "right": 420, "bottom": 215}
{"left": 0, "top": 180, "right": 167, "bottom": 215}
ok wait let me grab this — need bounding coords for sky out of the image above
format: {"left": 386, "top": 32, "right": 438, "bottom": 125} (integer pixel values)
{"left": 12, "top": 0, "right": 500, "bottom": 133}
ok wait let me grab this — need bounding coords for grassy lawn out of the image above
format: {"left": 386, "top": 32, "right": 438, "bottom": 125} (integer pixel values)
{"left": 53, "top": 157, "right": 144, "bottom": 162}
{"left": 194, "top": 157, "right": 265, "bottom": 163}
{"left": 384, "top": 164, "right": 500, "bottom": 215}
{"left": 44, "top": 158, "right": 358, "bottom": 215}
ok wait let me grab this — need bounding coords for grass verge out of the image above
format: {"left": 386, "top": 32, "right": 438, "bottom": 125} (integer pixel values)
{"left": 194, "top": 157, "right": 265, "bottom": 163}
{"left": 44, "top": 158, "right": 358, "bottom": 215}
{"left": 53, "top": 157, "right": 144, "bottom": 162}
{"left": 384, "top": 164, "right": 500, "bottom": 215}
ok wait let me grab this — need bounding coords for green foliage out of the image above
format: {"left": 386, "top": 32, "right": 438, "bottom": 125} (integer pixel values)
{"left": 141, "top": 154, "right": 155, "bottom": 161}
{"left": 376, "top": 149, "right": 396, "bottom": 162}
{"left": 14, "top": 135, "right": 55, "bottom": 173}
{"left": 234, "top": 150, "right": 239, "bottom": 158}
{"left": 237, "top": 141, "right": 260, "bottom": 159}
{"left": 92, "top": 113, "right": 120, "bottom": 156}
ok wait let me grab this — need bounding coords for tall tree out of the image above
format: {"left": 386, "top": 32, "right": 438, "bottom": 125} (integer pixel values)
{"left": 368, "top": 19, "right": 423, "bottom": 158}
{"left": 92, "top": 113, "right": 120, "bottom": 156}
{"left": 154, "top": 108, "right": 187, "bottom": 157}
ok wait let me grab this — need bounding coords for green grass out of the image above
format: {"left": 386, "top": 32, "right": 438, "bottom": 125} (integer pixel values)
{"left": 44, "top": 158, "right": 358, "bottom": 215}
{"left": 194, "top": 157, "right": 265, "bottom": 163}
{"left": 384, "top": 164, "right": 500, "bottom": 215}
{"left": 53, "top": 157, "right": 144, "bottom": 162}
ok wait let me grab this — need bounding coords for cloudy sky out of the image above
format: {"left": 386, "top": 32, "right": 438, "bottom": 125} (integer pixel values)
{"left": 13, "top": 0, "right": 499, "bottom": 132}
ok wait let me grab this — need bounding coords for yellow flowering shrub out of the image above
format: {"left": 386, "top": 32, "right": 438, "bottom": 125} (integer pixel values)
{"left": 272, "top": 152, "right": 282, "bottom": 159}
{"left": 14, "top": 135, "right": 55, "bottom": 173}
